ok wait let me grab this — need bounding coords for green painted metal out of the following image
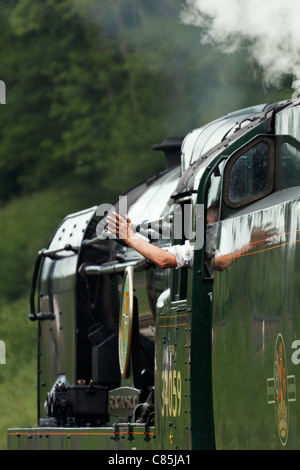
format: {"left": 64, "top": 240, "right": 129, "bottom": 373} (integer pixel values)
{"left": 7, "top": 425, "right": 156, "bottom": 450}
{"left": 212, "top": 198, "right": 300, "bottom": 449}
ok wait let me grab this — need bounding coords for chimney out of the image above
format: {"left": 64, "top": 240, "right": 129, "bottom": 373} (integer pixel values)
{"left": 152, "top": 136, "right": 183, "bottom": 169}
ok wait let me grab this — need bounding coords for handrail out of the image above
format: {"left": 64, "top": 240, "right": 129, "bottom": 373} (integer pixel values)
{"left": 29, "top": 244, "right": 78, "bottom": 322}
{"left": 79, "top": 257, "right": 150, "bottom": 276}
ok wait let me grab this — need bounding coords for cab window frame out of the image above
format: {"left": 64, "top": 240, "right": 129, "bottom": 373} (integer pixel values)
{"left": 170, "top": 198, "right": 191, "bottom": 302}
{"left": 223, "top": 135, "right": 275, "bottom": 209}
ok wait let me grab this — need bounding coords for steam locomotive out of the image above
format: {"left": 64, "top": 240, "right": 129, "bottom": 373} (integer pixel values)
{"left": 8, "top": 97, "right": 300, "bottom": 450}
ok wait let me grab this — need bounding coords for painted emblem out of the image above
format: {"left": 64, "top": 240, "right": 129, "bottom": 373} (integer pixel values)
{"left": 118, "top": 266, "right": 134, "bottom": 378}
{"left": 274, "top": 334, "right": 288, "bottom": 445}
{"left": 267, "top": 333, "right": 296, "bottom": 446}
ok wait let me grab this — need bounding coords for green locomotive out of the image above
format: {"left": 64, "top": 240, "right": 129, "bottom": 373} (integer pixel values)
{"left": 8, "top": 98, "right": 300, "bottom": 450}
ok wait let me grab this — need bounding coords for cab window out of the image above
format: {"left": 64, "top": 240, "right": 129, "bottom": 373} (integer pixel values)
{"left": 223, "top": 137, "right": 275, "bottom": 208}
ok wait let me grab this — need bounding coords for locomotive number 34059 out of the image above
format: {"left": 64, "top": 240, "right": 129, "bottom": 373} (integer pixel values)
{"left": 161, "top": 369, "right": 182, "bottom": 417}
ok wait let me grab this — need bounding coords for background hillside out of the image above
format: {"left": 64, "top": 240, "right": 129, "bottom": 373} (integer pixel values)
{"left": 0, "top": 0, "right": 291, "bottom": 450}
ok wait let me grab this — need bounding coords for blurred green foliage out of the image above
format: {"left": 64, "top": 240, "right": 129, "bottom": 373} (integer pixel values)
{"left": 0, "top": 0, "right": 291, "bottom": 302}
{"left": 0, "top": 296, "right": 37, "bottom": 449}
{"left": 0, "top": 0, "right": 293, "bottom": 446}
{"left": 0, "top": 0, "right": 291, "bottom": 205}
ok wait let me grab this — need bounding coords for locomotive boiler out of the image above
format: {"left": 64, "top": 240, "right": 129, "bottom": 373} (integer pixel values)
{"left": 8, "top": 97, "right": 300, "bottom": 450}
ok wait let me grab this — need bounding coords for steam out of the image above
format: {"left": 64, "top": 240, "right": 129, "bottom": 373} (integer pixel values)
{"left": 181, "top": 0, "right": 300, "bottom": 88}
